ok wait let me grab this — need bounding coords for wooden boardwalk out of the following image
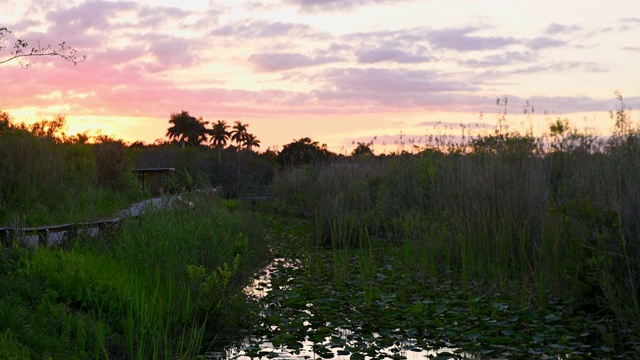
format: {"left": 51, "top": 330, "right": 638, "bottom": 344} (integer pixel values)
{"left": 0, "top": 196, "right": 193, "bottom": 248}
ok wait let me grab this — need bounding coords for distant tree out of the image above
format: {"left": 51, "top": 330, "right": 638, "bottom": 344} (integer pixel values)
{"left": 277, "top": 137, "right": 333, "bottom": 167}
{"left": 470, "top": 131, "right": 539, "bottom": 158}
{"left": 192, "top": 117, "right": 210, "bottom": 146}
{"left": 352, "top": 142, "right": 374, "bottom": 157}
{"left": 29, "top": 114, "right": 67, "bottom": 141}
{"left": 166, "top": 111, "right": 209, "bottom": 148}
{"left": 261, "top": 146, "right": 279, "bottom": 164}
{"left": 244, "top": 133, "right": 261, "bottom": 151}
{"left": 128, "top": 140, "right": 147, "bottom": 148}
{"left": 230, "top": 121, "right": 249, "bottom": 149}
{"left": 0, "top": 27, "right": 86, "bottom": 68}
{"left": 0, "top": 111, "right": 10, "bottom": 133}
{"left": 67, "top": 131, "right": 91, "bottom": 145}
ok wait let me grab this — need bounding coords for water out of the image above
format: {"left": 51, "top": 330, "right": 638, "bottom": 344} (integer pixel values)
{"left": 204, "top": 258, "right": 473, "bottom": 360}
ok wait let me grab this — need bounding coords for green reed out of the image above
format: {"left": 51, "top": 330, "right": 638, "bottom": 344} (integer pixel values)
{"left": 0, "top": 125, "right": 143, "bottom": 226}
{"left": 270, "top": 126, "right": 640, "bottom": 343}
{"left": 0, "top": 194, "right": 268, "bottom": 358}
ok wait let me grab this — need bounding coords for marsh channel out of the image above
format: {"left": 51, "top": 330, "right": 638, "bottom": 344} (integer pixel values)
{"left": 217, "top": 257, "right": 468, "bottom": 360}
{"left": 200, "top": 216, "right": 629, "bottom": 360}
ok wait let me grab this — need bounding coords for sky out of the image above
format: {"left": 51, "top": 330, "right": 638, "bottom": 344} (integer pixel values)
{"left": 1, "top": 0, "right": 639, "bottom": 153}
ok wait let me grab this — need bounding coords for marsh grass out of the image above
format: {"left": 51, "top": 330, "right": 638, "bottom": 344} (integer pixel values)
{"left": 0, "top": 122, "right": 144, "bottom": 226}
{"left": 0, "top": 193, "right": 269, "bottom": 358}
{"left": 270, "top": 119, "right": 640, "bottom": 353}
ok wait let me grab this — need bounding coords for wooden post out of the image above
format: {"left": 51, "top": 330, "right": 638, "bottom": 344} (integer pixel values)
{"left": 0, "top": 228, "right": 11, "bottom": 247}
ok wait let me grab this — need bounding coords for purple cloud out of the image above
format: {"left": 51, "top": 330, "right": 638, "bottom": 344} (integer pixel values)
{"left": 463, "top": 51, "right": 533, "bottom": 67}
{"left": 324, "top": 67, "right": 476, "bottom": 94}
{"left": 249, "top": 52, "right": 342, "bottom": 72}
{"left": 304, "top": 67, "right": 489, "bottom": 111}
{"left": 211, "top": 20, "right": 321, "bottom": 39}
{"left": 416, "top": 121, "right": 493, "bottom": 129}
{"left": 510, "top": 62, "right": 608, "bottom": 75}
{"left": 427, "top": 27, "right": 518, "bottom": 51}
{"left": 526, "top": 37, "right": 566, "bottom": 50}
{"left": 526, "top": 95, "right": 637, "bottom": 113}
{"left": 137, "top": 5, "right": 193, "bottom": 28}
{"left": 144, "top": 34, "right": 200, "bottom": 72}
{"left": 47, "top": 0, "right": 137, "bottom": 32}
{"left": 356, "top": 48, "right": 433, "bottom": 64}
{"left": 545, "top": 23, "right": 582, "bottom": 35}
{"left": 618, "top": 17, "right": 640, "bottom": 31}
{"left": 285, "top": 0, "right": 399, "bottom": 12}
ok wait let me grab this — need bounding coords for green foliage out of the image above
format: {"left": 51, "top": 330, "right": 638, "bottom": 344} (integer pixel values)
{"left": 187, "top": 254, "right": 242, "bottom": 310}
{"left": 0, "top": 248, "right": 109, "bottom": 359}
{"left": 0, "top": 330, "right": 31, "bottom": 359}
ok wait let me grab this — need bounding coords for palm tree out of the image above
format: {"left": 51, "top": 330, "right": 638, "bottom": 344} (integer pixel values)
{"left": 244, "top": 133, "right": 261, "bottom": 151}
{"left": 230, "top": 121, "right": 249, "bottom": 150}
{"left": 209, "top": 120, "right": 230, "bottom": 165}
{"left": 166, "top": 111, "right": 208, "bottom": 148}
{"left": 190, "top": 117, "right": 210, "bottom": 146}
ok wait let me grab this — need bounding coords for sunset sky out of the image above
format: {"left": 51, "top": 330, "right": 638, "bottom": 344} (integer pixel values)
{"left": 1, "top": 0, "right": 639, "bottom": 153}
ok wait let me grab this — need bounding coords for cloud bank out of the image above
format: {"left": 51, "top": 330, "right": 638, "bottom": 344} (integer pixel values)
{"left": 1, "top": 0, "right": 638, "bottom": 148}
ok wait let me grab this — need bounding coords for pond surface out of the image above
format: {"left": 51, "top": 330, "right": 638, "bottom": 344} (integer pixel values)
{"left": 199, "top": 256, "right": 483, "bottom": 360}
{"left": 203, "top": 218, "right": 628, "bottom": 359}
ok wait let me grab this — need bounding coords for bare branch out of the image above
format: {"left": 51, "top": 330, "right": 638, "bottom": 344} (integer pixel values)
{"left": 0, "top": 26, "right": 87, "bottom": 68}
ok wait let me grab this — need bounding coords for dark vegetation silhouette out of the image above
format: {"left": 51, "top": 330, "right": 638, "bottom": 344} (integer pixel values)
{"left": 351, "top": 141, "right": 374, "bottom": 157}
{"left": 0, "top": 113, "right": 139, "bottom": 226}
{"left": 276, "top": 137, "right": 333, "bottom": 167}
{"left": 165, "top": 110, "right": 209, "bottom": 148}
{"left": 209, "top": 119, "right": 230, "bottom": 166}
{"left": 230, "top": 121, "right": 249, "bottom": 149}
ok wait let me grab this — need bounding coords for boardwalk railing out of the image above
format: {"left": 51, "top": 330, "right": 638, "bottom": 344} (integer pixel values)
{"left": 0, "top": 189, "right": 241, "bottom": 248}
{"left": 239, "top": 185, "right": 272, "bottom": 203}
{"left": 0, "top": 218, "right": 121, "bottom": 248}
{"left": 0, "top": 196, "right": 187, "bottom": 248}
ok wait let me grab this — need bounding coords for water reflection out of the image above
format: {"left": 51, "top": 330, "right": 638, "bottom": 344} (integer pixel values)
{"left": 243, "top": 257, "right": 293, "bottom": 299}
{"left": 206, "top": 259, "right": 477, "bottom": 360}
{"left": 219, "top": 337, "right": 471, "bottom": 360}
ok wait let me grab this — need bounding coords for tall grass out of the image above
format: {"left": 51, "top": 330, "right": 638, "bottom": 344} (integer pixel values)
{"left": 0, "top": 193, "right": 269, "bottom": 358}
{"left": 270, "top": 121, "right": 640, "bottom": 341}
{"left": 0, "top": 118, "right": 143, "bottom": 226}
